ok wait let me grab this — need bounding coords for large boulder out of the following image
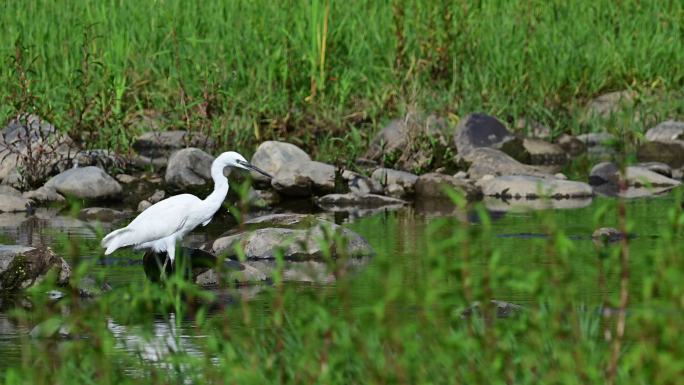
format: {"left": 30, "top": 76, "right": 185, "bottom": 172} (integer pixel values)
{"left": 479, "top": 175, "right": 593, "bottom": 199}
{"left": 0, "top": 115, "right": 75, "bottom": 188}
{"left": 213, "top": 215, "right": 373, "bottom": 260}
{"left": 165, "top": 148, "right": 214, "bottom": 190}
{"left": 0, "top": 245, "right": 70, "bottom": 291}
{"left": 250, "top": 141, "right": 311, "bottom": 183}
{"left": 271, "top": 161, "right": 336, "bottom": 197}
{"left": 0, "top": 195, "right": 32, "bottom": 213}
{"left": 453, "top": 113, "right": 522, "bottom": 156}
{"left": 414, "top": 173, "right": 481, "bottom": 201}
{"left": 371, "top": 168, "right": 419, "bottom": 198}
{"left": 464, "top": 148, "right": 551, "bottom": 180}
{"left": 644, "top": 120, "right": 684, "bottom": 142}
{"left": 45, "top": 166, "right": 122, "bottom": 200}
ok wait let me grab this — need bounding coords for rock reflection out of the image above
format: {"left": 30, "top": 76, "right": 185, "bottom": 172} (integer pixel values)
{"left": 483, "top": 196, "right": 593, "bottom": 212}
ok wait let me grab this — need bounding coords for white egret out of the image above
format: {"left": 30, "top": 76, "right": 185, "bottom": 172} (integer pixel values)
{"left": 101, "top": 151, "right": 271, "bottom": 269}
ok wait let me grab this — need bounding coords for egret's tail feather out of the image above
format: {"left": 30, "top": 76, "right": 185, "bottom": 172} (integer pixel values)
{"left": 101, "top": 228, "right": 133, "bottom": 255}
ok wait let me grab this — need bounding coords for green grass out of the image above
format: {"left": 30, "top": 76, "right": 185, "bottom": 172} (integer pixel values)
{"left": 2, "top": 0, "right": 684, "bottom": 163}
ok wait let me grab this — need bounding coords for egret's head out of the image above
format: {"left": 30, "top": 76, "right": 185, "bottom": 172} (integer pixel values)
{"left": 215, "top": 151, "right": 273, "bottom": 178}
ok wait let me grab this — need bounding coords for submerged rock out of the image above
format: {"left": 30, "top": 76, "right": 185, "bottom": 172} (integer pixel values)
{"left": 213, "top": 216, "right": 373, "bottom": 260}
{"left": 250, "top": 141, "right": 311, "bottom": 183}
{"left": 165, "top": 148, "right": 214, "bottom": 190}
{"left": 316, "top": 193, "right": 407, "bottom": 210}
{"left": 78, "top": 207, "right": 128, "bottom": 222}
{"left": 0, "top": 245, "right": 70, "bottom": 292}
{"left": 592, "top": 227, "right": 625, "bottom": 243}
{"left": 415, "top": 173, "right": 481, "bottom": 201}
{"left": 45, "top": 166, "right": 122, "bottom": 200}
{"left": 480, "top": 175, "right": 593, "bottom": 199}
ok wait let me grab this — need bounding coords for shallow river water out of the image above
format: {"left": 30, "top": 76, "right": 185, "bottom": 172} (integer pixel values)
{"left": 0, "top": 189, "right": 682, "bottom": 368}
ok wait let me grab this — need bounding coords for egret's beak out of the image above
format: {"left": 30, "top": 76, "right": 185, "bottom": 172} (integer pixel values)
{"left": 237, "top": 160, "right": 273, "bottom": 179}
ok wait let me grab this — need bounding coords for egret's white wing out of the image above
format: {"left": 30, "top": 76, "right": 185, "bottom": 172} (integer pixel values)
{"left": 102, "top": 194, "right": 202, "bottom": 252}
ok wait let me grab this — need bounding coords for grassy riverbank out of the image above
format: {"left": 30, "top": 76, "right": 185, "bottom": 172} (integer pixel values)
{"left": 2, "top": 0, "right": 684, "bottom": 161}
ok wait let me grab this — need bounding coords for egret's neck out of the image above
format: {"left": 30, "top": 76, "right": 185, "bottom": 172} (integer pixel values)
{"left": 203, "top": 162, "right": 229, "bottom": 213}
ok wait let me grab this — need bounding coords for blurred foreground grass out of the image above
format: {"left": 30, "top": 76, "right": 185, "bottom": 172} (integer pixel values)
{"left": 2, "top": 190, "right": 684, "bottom": 384}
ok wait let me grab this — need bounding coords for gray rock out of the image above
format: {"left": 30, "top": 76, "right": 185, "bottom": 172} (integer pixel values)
{"left": 518, "top": 138, "right": 567, "bottom": 166}
{"left": 250, "top": 141, "right": 311, "bottom": 183}
{"left": 132, "top": 154, "right": 168, "bottom": 169}
{"left": 371, "top": 168, "right": 418, "bottom": 198}
{"left": 0, "top": 115, "right": 75, "bottom": 187}
{"left": 583, "top": 90, "right": 635, "bottom": 120}
{"left": 137, "top": 200, "right": 152, "bottom": 212}
{"left": 0, "top": 245, "right": 70, "bottom": 291}
{"left": 592, "top": 227, "right": 625, "bottom": 243}
{"left": 589, "top": 162, "right": 681, "bottom": 188}
{"left": 271, "top": 161, "right": 335, "bottom": 197}
{"left": 115, "top": 174, "right": 137, "bottom": 184}
{"left": 637, "top": 140, "right": 684, "bottom": 168}
{"left": 555, "top": 134, "right": 586, "bottom": 156}
{"left": 414, "top": 173, "right": 482, "bottom": 201}
{"left": 133, "top": 130, "right": 214, "bottom": 158}
{"left": 0, "top": 195, "right": 32, "bottom": 213}
{"left": 78, "top": 207, "right": 128, "bottom": 222}
{"left": 316, "top": 193, "right": 407, "bottom": 209}
{"left": 147, "top": 190, "right": 166, "bottom": 204}
{"left": 589, "top": 162, "right": 620, "bottom": 185}
{"left": 45, "top": 166, "right": 122, "bottom": 200}
{"left": 625, "top": 166, "right": 681, "bottom": 187}
{"left": 213, "top": 218, "right": 373, "bottom": 260}
{"left": 0, "top": 186, "right": 21, "bottom": 197}
{"left": 164, "top": 148, "right": 214, "bottom": 190}
{"left": 22, "top": 186, "right": 65, "bottom": 204}
{"left": 577, "top": 132, "right": 616, "bottom": 147}
{"left": 636, "top": 162, "right": 672, "bottom": 178}
{"left": 247, "top": 189, "right": 280, "bottom": 208}
{"left": 342, "top": 171, "right": 383, "bottom": 196}
{"left": 479, "top": 175, "right": 593, "bottom": 199}
{"left": 364, "top": 114, "right": 449, "bottom": 172}
{"left": 464, "top": 148, "right": 551, "bottom": 180}
{"left": 453, "top": 113, "right": 520, "bottom": 156}
{"left": 64, "top": 149, "right": 127, "bottom": 172}
{"left": 644, "top": 120, "right": 684, "bottom": 142}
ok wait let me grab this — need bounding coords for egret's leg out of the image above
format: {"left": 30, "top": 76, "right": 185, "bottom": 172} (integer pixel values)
{"left": 161, "top": 238, "right": 176, "bottom": 279}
